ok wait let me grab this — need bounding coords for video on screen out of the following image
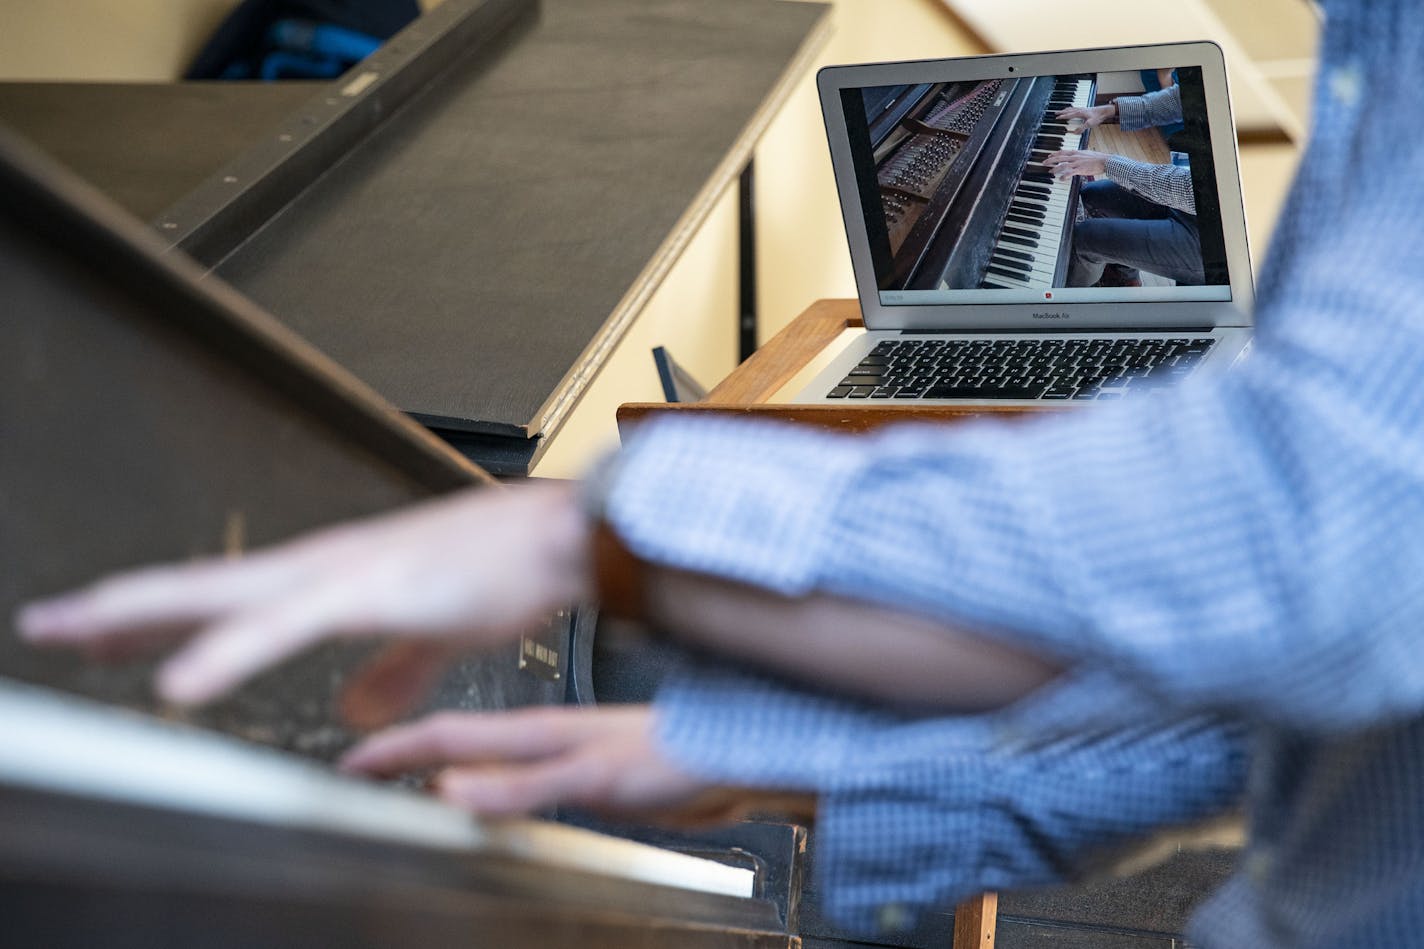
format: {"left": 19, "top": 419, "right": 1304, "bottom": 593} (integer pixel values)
{"left": 842, "top": 67, "right": 1231, "bottom": 303}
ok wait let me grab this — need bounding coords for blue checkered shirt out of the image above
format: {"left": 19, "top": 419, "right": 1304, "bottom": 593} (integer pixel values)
{"left": 603, "top": 3, "right": 1424, "bottom": 945}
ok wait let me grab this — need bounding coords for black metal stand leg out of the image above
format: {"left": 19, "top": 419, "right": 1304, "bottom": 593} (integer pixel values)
{"left": 738, "top": 158, "right": 757, "bottom": 363}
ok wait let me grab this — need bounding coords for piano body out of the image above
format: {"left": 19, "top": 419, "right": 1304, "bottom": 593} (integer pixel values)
{"left": 868, "top": 74, "right": 1097, "bottom": 292}
{"left": 0, "top": 130, "right": 795, "bottom": 947}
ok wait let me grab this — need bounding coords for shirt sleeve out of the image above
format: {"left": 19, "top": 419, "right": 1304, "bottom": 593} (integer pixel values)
{"left": 1104, "top": 155, "right": 1195, "bottom": 214}
{"left": 652, "top": 662, "right": 1248, "bottom": 934}
{"left": 607, "top": 132, "right": 1424, "bottom": 733}
{"left": 1115, "top": 84, "right": 1184, "bottom": 131}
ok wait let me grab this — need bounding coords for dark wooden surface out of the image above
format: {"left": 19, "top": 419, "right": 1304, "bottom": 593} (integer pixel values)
{"left": 204, "top": 0, "right": 828, "bottom": 470}
{"left": 0, "top": 0, "right": 829, "bottom": 475}
{"left": 0, "top": 81, "right": 319, "bottom": 220}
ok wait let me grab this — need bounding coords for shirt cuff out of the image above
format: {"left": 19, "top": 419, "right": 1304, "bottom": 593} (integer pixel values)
{"left": 1104, "top": 154, "right": 1145, "bottom": 189}
{"left": 1114, "top": 94, "right": 1149, "bottom": 131}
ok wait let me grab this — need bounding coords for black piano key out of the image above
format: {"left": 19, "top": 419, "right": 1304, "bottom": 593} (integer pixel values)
{"left": 1009, "top": 204, "right": 1047, "bottom": 220}
{"left": 986, "top": 264, "right": 1028, "bottom": 281}
{"left": 996, "top": 248, "right": 1035, "bottom": 263}
{"left": 1005, "top": 213, "right": 1040, "bottom": 228}
{"left": 1002, "top": 225, "right": 1040, "bottom": 240}
{"left": 1000, "top": 234, "right": 1040, "bottom": 249}
{"left": 989, "top": 257, "right": 1032, "bottom": 275}
{"left": 981, "top": 281, "right": 1012, "bottom": 290}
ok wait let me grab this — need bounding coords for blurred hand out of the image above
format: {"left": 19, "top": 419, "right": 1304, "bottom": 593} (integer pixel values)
{"left": 1043, "top": 149, "right": 1112, "bottom": 180}
{"left": 340, "top": 704, "right": 815, "bottom": 825}
{"left": 1055, "top": 103, "right": 1115, "bottom": 129}
{"left": 17, "top": 482, "right": 590, "bottom": 711}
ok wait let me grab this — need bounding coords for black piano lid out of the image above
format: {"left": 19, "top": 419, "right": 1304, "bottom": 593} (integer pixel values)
{"left": 144, "top": 0, "right": 829, "bottom": 474}
{"left": 0, "top": 125, "right": 583, "bottom": 760}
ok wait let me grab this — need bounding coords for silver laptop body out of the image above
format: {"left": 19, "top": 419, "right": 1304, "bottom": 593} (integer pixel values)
{"left": 796, "top": 42, "right": 1253, "bottom": 405}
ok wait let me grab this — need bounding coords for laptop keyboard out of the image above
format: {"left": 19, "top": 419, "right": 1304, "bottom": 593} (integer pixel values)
{"left": 826, "top": 336, "right": 1216, "bottom": 402}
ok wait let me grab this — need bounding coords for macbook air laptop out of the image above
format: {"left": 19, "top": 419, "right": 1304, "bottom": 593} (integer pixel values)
{"left": 795, "top": 41, "right": 1253, "bottom": 405}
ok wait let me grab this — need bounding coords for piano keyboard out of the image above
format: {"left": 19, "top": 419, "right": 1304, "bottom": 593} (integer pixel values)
{"left": 980, "top": 77, "right": 1095, "bottom": 291}
{"left": 0, "top": 681, "right": 756, "bottom": 899}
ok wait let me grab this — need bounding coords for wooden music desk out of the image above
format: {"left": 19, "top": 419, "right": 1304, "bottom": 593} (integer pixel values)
{"left": 619, "top": 296, "right": 1059, "bottom": 949}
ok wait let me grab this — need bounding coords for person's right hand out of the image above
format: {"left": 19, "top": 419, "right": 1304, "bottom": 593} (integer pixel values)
{"left": 339, "top": 703, "right": 816, "bottom": 826}
{"left": 1056, "top": 103, "right": 1116, "bottom": 129}
{"left": 17, "top": 482, "right": 591, "bottom": 713}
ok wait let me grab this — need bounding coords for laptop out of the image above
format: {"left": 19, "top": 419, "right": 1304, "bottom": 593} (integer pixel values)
{"left": 794, "top": 41, "right": 1253, "bottom": 405}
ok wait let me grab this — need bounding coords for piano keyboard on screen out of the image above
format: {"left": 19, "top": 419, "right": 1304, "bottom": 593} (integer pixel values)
{"left": 982, "top": 77, "right": 1095, "bottom": 291}
{"left": 869, "top": 74, "right": 1097, "bottom": 292}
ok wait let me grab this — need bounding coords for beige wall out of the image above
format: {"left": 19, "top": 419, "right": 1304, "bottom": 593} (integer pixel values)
{"left": 0, "top": 0, "right": 241, "bottom": 81}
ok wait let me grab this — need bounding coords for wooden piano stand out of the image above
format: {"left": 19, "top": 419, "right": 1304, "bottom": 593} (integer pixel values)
{"left": 618, "top": 297, "right": 1072, "bottom": 949}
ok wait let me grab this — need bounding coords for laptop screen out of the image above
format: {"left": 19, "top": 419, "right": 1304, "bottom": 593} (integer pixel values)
{"left": 840, "top": 65, "right": 1232, "bottom": 307}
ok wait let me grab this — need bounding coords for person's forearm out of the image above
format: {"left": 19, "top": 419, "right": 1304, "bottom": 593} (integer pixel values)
{"left": 1115, "top": 84, "right": 1183, "bottom": 131}
{"left": 1104, "top": 156, "right": 1195, "bottom": 214}
{"left": 640, "top": 565, "right": 1062, "bottom": 711}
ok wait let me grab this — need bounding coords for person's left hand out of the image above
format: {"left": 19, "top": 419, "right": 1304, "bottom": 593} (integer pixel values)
{"left": 1055, "top": 103, "right": 1115, "bottom": 129}
{"left": 340, "top": 703, "right": 816, "bottom": 825}
{"left": 16, "top": 482, "right": 590, "bottom": 715}
{"left": 1043, "top": 149, "right": 1112, "bottom": 180}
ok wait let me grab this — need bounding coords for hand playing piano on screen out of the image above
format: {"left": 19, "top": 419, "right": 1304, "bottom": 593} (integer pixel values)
{"left": 1055, "top": 102, "right": 1115, "bottom": 129}
{"left": 1043, "top": 149, "right": 1111, "bottom": 180}
{"left": 339, "top": 703, "right": 815, "bottom": 825}
{"left": 17, "top": 482, "right": 591, "bottom": 715}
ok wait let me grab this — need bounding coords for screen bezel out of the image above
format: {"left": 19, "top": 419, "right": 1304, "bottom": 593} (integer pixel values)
{"left": 818, "top": 42, "right": 1254, "bottom": 331}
